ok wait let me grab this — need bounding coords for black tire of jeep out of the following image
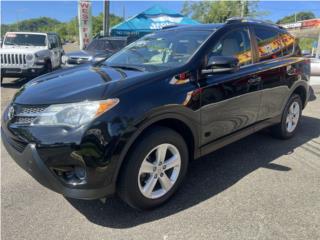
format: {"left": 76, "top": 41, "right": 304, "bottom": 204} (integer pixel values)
{"left": 118, "top": 127, "right": 189, "bottom": 210}
{"left": 270, "top": 94, "right": 302, "bottom": 139}
{"left": 45, "top": 61, "right": 53, "bottom": 73}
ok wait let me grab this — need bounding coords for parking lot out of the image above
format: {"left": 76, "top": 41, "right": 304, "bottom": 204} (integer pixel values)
{"left": 1, "top": 74, "right": 320, "bottom": 239}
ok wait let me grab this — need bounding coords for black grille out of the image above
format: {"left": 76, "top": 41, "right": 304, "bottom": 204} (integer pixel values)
{"left": 11, "top": 104, "right": 49, "bottom": 125}
{"left": 68, "top": 57, "right": 89, "bottom": 64}
{"left": 14, "top": 116, "right": 37, "bottom": 124}
{"left": 19, "top": 106, "right": 47, "bottom": 115}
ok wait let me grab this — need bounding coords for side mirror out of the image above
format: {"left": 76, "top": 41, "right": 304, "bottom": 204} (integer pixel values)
{"left": 201, "top": 55, "right": 239, "bottom": 74}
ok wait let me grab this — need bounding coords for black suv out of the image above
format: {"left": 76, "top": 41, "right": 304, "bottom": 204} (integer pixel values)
{"left": 2, "top": 19, "right": 310, "bottom": 210}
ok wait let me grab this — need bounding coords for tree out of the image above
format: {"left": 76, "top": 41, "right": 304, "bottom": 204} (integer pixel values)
{"left": 1, "top": 14, "right": 123, "bottom": 41}
{"left": 276, "top": 11, "right": 315, "bottom": 24}
{"left": 181, "top": 0, "right": 267, "bottom": 23}
{"left": 92, "top": 13, "right": 123, "bottom": 37}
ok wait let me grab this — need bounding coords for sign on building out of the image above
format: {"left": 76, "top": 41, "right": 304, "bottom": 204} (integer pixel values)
{"left": 78, "top": 0, "right": 92, "bottom": 49}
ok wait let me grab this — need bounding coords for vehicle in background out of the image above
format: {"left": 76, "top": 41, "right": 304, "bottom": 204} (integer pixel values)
{"left": 0, "top": 32, "right": 64, "bottom": 83}
{"left": 61, "top": 36, "right": 137, "bottom": 67}
{"left": 301, "top": 49, "right": 311, "bottom": 57}
{"left": 310, "top": 57, "right": 320, "bottom": 75}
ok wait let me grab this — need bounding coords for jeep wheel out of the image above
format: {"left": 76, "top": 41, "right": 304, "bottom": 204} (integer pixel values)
{"left": 118, "top": 127, "right": 189, "bottom": 210}
{"left": 271, "top": 94, "right": 302, "bottom": 139}
{"left": 45, "top": 61, "right": 53, "bottom": 73}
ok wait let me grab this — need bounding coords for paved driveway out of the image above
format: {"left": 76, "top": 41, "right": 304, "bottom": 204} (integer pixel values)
{"left": 1, "top": 77, "right": 320, "bottom": 240}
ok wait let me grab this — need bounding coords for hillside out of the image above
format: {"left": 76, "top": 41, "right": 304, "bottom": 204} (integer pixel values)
{"left": 1, "top": 14, "right": 123, "bottom": 41}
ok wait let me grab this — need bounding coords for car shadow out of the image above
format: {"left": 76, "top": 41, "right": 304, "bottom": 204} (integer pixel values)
{"left": 1, "top": 77, "right": 30, "bottom": 89}
{"left": 66, "top": 115, "right": 320, "bottom": 229}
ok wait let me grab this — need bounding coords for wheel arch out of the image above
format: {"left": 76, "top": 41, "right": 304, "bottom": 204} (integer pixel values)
{"left": 292, "top": 85, "right": 308, "bottom": 108}
{"left": 112, "top": 113, "right": 200, "bottom": 185}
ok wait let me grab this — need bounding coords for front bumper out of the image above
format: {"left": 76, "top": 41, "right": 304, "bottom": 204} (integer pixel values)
{"left": 1, "top": 66, "right": 45, "bottom": 78}
{"left": 1, "top": 128, "right": 115, "bottom": 199}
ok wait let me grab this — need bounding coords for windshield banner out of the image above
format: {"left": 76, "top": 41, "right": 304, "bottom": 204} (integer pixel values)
{"left": 78, "top": 0, "right": 92, "bottom": 49}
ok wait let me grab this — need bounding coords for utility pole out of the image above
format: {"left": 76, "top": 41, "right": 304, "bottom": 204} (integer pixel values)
{"left": 123, "top": 4, "right": 126, "bottom": 20}
{"left": 316, "top": 32, "right": 320, "bottom": 59}
{"left": 103, "top": 0, "right": 110, "bottom": 37}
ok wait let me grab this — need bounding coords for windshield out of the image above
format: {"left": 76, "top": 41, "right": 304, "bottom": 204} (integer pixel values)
{"left": 106, "top": 30, "right": 211, "bottom": 70}
{"left": 4, "top": 33, "right": 47, "bottom": 46}
{"left": 86, "top": 39, "right": 126, "bottom": 51}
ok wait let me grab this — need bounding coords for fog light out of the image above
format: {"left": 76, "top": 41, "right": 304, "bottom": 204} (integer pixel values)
{"left": 74, "top": 166, "right": 86, "bottom": 180}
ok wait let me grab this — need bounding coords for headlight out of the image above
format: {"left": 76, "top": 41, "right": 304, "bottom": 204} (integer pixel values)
{"left": 31, "top": 99, "right": 119, "bottom": 128}
{"left": 26, "top": 54, "right": 34, "bottom": 62}
{"left": 61, "top": 55, "right": 68, "bottom": 64}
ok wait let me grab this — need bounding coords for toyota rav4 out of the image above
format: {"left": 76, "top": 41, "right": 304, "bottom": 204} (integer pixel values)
{"left": 2, "top": 19, "right": 310, "bottom": 210}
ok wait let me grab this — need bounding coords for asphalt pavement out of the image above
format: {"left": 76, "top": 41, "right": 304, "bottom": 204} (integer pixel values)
{"left": 1, "top": 77, "right": 320, "bottom": 240}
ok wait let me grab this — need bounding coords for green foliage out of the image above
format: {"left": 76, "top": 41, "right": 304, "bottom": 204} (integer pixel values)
{"left": 181, "top": 0, "right": 267, "bottom": 23}
{"left": 299, "top": 38, "right": 316, "bottom": 51}
{"left": 276, "top": 11, "right": 315, "bottom": 24}
{"left": 1, "top": 14, "right": 123, "bottom": 41}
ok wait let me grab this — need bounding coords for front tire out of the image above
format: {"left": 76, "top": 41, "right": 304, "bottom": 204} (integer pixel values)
{"left": 270, "top": 94, "right": 302, "bottom": 139}
{"left": 118, "top": 127, "right": 189, "bottom": 210}
{"left": 45, "top": 61, "right": 53, "bottom": 73}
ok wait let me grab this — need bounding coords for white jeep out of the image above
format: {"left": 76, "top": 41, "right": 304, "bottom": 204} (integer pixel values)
{"left": 0, "top": 32, "right": 64, "bottom": 82}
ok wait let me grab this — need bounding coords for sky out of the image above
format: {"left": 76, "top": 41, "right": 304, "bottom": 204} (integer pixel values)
{"left": 1, "top": 0, "right": 320, "bottom": 24}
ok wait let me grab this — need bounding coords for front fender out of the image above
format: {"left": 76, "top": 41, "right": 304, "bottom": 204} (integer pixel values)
{"left": 109, "top": 106, "right": 201, "bottom": 186}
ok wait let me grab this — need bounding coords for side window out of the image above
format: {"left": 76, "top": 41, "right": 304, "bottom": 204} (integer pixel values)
{"left": 48, "top": 35, "right": 54, "bottom": 48}
{"left": 55, "top": 36, "right": 61, "bottom": 48}
{"left": 210, "top": 28, "right": 252, "bottom": 66}
{"left": 254, "top": 27, "right": 284, "bottom": 61}
{"left": 53, "top": 36, "right": 59, "bottom": 48}
{"left": 48, "top": 35, "right": 57, "bottom": 48}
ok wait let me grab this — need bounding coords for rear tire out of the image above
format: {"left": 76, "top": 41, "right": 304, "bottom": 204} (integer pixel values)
{"left": 270, "top": 94, "right": 302, "bottom": 139}
{"left": 118, "top": 126, "right": 189, "bottom": 210}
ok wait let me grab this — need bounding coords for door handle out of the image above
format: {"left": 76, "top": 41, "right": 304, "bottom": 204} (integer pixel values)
{"left": 248, "top": 77, "right": 261, "bottom": 85}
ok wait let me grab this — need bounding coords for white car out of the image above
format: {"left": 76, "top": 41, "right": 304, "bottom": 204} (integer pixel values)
{"left": 0, "top": 32, "right": 64, "bottom": 82}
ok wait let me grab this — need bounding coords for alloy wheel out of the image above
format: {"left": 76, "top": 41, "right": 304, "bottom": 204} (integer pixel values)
{"left": 286, "top": 101, "right": 300, "bottom": 133}
{"left": 138, "top": 143, "right": 181, "bottom": 199}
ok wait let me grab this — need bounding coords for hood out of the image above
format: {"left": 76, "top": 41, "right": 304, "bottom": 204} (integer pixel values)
{"left": 13, "top": 64, "right": 147, "bottom": 105}
{"left": 0, "top": 46, "right": 46, "bottom": 54}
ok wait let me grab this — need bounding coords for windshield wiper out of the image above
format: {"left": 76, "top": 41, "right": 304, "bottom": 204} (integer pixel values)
{"left": 109, "top": 65, "right": 145, "bottom": 72}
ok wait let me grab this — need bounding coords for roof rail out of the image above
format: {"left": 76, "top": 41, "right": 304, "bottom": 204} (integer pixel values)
{"left": 226, "top": 17, "right": 284, "bottom": 29}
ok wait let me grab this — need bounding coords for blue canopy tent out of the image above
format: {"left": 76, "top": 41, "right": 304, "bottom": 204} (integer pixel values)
{"left": 111, "top": 5, "right": 199, "bottom": 38}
